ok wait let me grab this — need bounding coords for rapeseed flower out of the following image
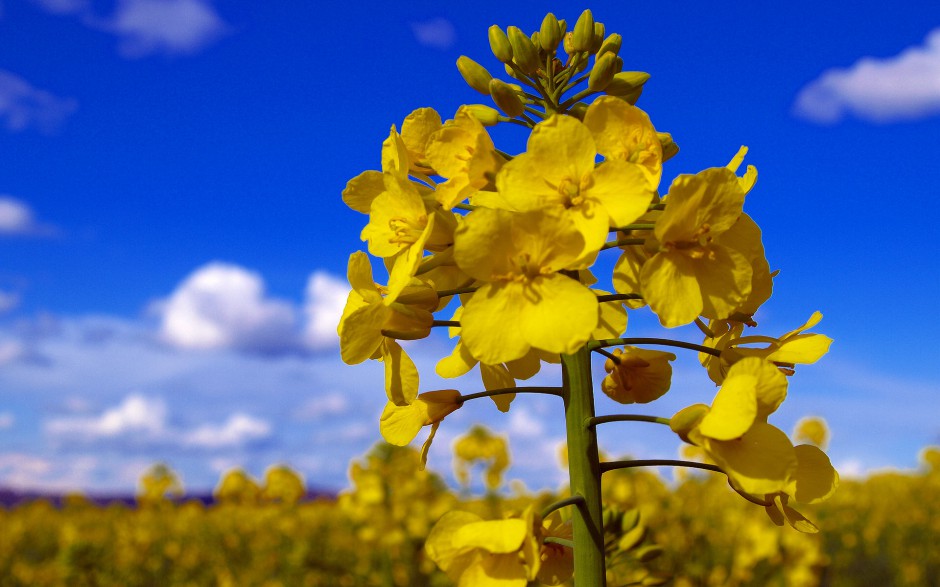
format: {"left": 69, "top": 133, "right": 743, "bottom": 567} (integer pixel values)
{"left": 496, "top": 113, "right": 655, "bottom": 255}
{"left": 601, "top": 346, "right": 676, "bottom": 404}
{"left": 380, "top": 389, "right": 462, "bottom": 467}
{"left": 453, "top": 207, "right": 598, "bottom": 364}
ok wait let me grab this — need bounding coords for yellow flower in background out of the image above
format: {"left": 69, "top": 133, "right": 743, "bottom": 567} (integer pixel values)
{"left": 380, "top": 389, "right": 462, "bottom": 468}
{"left": 453, "top": 425, "right": 510, "bottom": 491}
{"left": 453, "top": 207, "right": 598, "bottom": 364}
{"left": 496, "top": 113, "right": 656, "bottom": 256}
{"left": 425, "top": 508, "right": 541, "bottom": 587}
{"left": 641, "top": 148, "right": 755, "bottom": 327}
{"left": 426, "top": 106, "right": 504, "bottom": 209}
{"left": 793, "top": 416, "right": 831, "bottom": 449}
{"left": 601, "top": 346, "right": 676, "bottom": 404}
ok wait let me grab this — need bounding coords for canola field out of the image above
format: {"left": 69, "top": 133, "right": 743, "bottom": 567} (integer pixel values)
{"left": 2, "top": 444, "right": 939, "bottom": 587}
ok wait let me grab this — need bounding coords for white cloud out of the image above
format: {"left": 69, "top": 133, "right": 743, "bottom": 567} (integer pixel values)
{"left": 0, "top": 71, "right": 77, "bottom": 133}
{"left": 410, "top": 17, "right": 456, "bottom": 50}
{"left": 507, "top": 406, "right": 545, "bottom": 438}
{"left": 0, "top": 339, "right": 26, "bottom": 365}
{"left": 99, "top": 0, "right": 229, "bottom": 58}
{"left": 794, "top": 28, "right": 940, "bottom": 123}
{"left": 157, "top": 262, "right": 299, "bottom": 354}
{"left": 45, "top": 393, "right": 168, "bottom": 440}
{"left": 182, "top": 413, "right": 271, "bottom": 449}
{"left": 302, "top": 271, "right": 347, "bottom": 350}
{"left": 295, "top": 393, "right": 348, "bottom": 421}
{"left": 0, "top": 196, "right": 57, "bottom": 236}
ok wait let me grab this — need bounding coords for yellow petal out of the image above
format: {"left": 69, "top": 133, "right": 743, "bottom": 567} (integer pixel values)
{"left": 593, "top": 290, "right": 628, "bottom": 340}
{"left": 705, "top": 422, "right": 797, "bottom": 496}
{"left": 460, "top": 282, "right": 531, "bottom": 364}
{"left": 768, "top": 334, "right": 833, "bottom": 364}
{"left": 437, "top": 340, "right": 478, "bottom": 378}
{"left": 698, "top": 370, "right": 757, "bottom": 440}
{"left": 426, "top": 511, "right": 484, "bottom": 577}
{"left": 693, "top": 245, "right": 752, "bottom": 321}
{"left": 339, "top": 302, "right": 387, "bottom": 364}
{"left": 589, "top": 160, "right": 656, "bottom": 227}
{"left": 342, "top": 170, "right": 386, "bottom": 214}
{"left": 453, "top": 518, "right": 528, "bottom": 553}
{"left": 641, "top": 251, "right": 703, "bottom": 328}
{"left": 453, "top": 208, "right": 516, "bottom": 282}
{"left": 480, "top": 364, "right": 515, "bottom": 412}
{"left": 655, "top": 167, "right": 745, "bottom": 244}
{"left": 518, "top": 274, "right": 598, "bottom": 355}
{"left": 460, "top": 553, "right": 528, "bottom": 587}
{"left": 788, "top": 444, "right": 839, "bottom": 504}
{"left": 583, "top": 96, "right": 662, "bottom": 183}
{"left": 383, "top": 340, "right": 419, "bottom": 405}
{"left": 379, "top": 401, "right": 426, "bottom": 446}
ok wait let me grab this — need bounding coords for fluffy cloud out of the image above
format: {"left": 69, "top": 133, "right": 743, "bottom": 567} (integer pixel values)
{"left": 0, "top": 196, "right": 58, "bottom": 236}
{"left": 44, "top": 392, "right": 273, "bottom": 450}
{"left": 0, "top": 71, "right": 77, "bottom": 133}
{"left": 30, "top": 0, "right": 228, "bottom": 57}
{"left": 157, "top": 262, "right": 299, "bottom": 354}
{"left": 102, "top": 0, "right": 229, "bottom": 58}
{"left": 302, "top": 271, "right": 348, "bottom": 350}
{"left": 794, "top": 28, "right": 940, "bottom": 123}
{"left": 45, "top": 393, "right": 168, "bottom": 441}
{"left": 410, "top": 17, "right": 457, "bottom": 50}
{"left": 182, "top": 413, "right": 271, "bottom": 449}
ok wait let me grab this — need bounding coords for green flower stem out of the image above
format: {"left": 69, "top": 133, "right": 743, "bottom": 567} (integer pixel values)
{"left": 600, "top": 237, "right": 645, "bottom": 250}
{"left": 435, "top": 286, "right": 478, "bottom": 298}
{"left": 431, "top": 320, "right": 460, "bottom": 328}
{"left": 520, "top": 113, "right": 538, "bottom": 127}
{"left": 593, "top": 347, "right": 620, "bottom": 364}
{"left": 540, "top": 495, "right": 586, "bottom": 519}
{"left": 523, "top": 105, "right": 547, "bottom": 119}
{"left": 453, "top": 203, "right": 477, "bottom": 211}
{"left": 587, "top": 414, "right": 671, "bottom": 428}
{"left": 595, "top": 293, "right": 643, "bottom": 303}
{"left": 600, "top": 459, "right": 723, "bottom": 475}
{"left": 610, "top": 223, "right": 656, "bottom": 232}
{"left": 544, "top": 537, "right": 576, "bottom": 549}
{"left": 589, "top": 338, "right": 722, "bottom": 358}
{"left": 561, "top": 347, "right": 607, "bottom": 586}
{"left": 559, "top": 87, "right": 597, "bottom": 110}
{"left": 648, "top": 203, "right": 666, "bottom": 211}
{"left": 456, "top": 386, "right": 563, "bottom": 404}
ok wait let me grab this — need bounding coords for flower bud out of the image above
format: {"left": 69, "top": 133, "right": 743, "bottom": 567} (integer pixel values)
{"left": 489, "top": 78, "right": 525, "bottom": 118}
{"left": 571, "top": 9, "right": 594, "bottom": 52}
{"left": 591, "top": 22, "right": 606, "bottom": 53}
{"left": 670, "top": 404, "right": 709, "bottom": 443}
{"left": 563, "top": 31, "right": 575, "bottom": 55}
{"left": 456, "top": 55, "right": 493, "bottom": 95}
{"left": 588, "top": 52, "right": 616, "bottom": 91}
{"left": 540, "top": 12, "right": 562, "bottom": 51}
{"left": 597, "top": 33, "right": 622, "bottom": 57}
{"left": 463, "top": 104, "right": 501, "bottom": 126}
{"left": 507, "top": 26, "right": 539, "bottom": 74}
{"left": 658, "top": 132, "right": 679, "bottom": 162}
{"left": 488, "top": 25, "right": 513, "bottom": 63}
{"left": 605, "top": 71, "right": 650, "bottom": 96}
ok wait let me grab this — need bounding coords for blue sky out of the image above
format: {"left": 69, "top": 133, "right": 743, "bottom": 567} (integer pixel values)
{"left": 1, "top": 0, "right": 939, "bottom": 494}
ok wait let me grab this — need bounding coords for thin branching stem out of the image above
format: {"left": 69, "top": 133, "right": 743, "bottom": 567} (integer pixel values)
{"left": 589, "top": 338, "right": 721, "bottom": 357}
{"left": 600, "top": 459, "right": 723, "bottom": 474}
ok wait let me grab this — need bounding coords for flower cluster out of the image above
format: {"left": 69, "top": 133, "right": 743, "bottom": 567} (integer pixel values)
{"left": 338, "top": 8, "right": 839, "bottom": 584}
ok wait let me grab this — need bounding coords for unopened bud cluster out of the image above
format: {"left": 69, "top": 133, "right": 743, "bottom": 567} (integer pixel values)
{"left": 456, "top": 10, "right": 650, "bottom": 123}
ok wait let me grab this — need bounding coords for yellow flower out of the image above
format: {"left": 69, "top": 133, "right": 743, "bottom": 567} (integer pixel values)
{"left": 435, "top": 307, "right": 551, "bottom": 412}
{"left": 453, "top": 425, "right": 510, "bottom": 491}
{"left": 425, "top": 508, "right": 542, "bottom": 586}
{"left": 601, "top": 346, "right": 676, "bottom": 404}
{"left": 400, "top": 107, "right": 443, "bottom": 176}
{"left": 496, "top": 113, "right": 655, "bottom": 255}
{"left": 700, "top": 311, "right": 833, "bottom": 384}
{"left": 337, "top": 252, "right": 435, "bottom": 404}
{"left": 453, "top": 207, "right": 598, "bottom": 364}
{"left": 764, "top": 444, "right": 839, "bottom": 533}
{"left": 537, "top": 512, "right": 574, "bottom": 585}
{"left": 671, "top": 357, "right": 797, "bottom": 495}
{"left": 426, "top": 106, "right": 504, "bottom": 209}
{"left": 380, "top": 389, "right": 462, "bottom": 468}
{"left": 640, "top": 148, "right": 755, "bottom": 327}
{"left": 582, "top": 95, "right": 663, "bottom": 186}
